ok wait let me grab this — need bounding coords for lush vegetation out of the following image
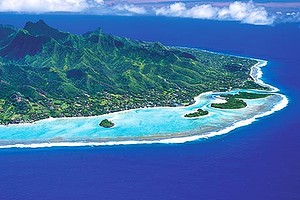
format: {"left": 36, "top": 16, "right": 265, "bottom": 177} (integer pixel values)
{"left": 221, "top": 92, "right": 272, "bottom": 99}
{"left": 0, "top": 20, "right": 267, "bottom": 124}
{"left": 211, "top": 97, "right": 247, "bottom": 109}
{"left": 184, "top": 109, "right": 209, "bottom": 118}
{"left": 99, "top": 119, "right": 114, "bottom": 128}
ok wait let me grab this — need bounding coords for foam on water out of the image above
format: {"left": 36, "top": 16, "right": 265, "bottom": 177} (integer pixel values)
{"left": 250, "top": 60, "right": 280, "bottom": 92}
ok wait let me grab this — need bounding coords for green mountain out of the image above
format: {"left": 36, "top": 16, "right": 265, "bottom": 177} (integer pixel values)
{"left": 0, "top": 20, "right": 264, "bottom": 124}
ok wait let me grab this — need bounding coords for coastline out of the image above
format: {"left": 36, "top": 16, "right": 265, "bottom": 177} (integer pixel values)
{"left": 250, "top": 59, "right": 279, "bottom": 92}
{"left": 0, "top": 56, "right": 289, "bottom": 148}
{"left": 0, "top": 93, "right": 288, "bottom": 149}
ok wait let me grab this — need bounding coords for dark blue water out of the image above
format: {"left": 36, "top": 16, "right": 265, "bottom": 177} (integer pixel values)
{"left": 0, "top": 16, "right": 299, "bottom": 200}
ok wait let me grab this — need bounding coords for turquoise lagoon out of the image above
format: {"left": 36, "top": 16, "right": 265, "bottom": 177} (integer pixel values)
{"left": 0, "top": 61, "right": 288, "bottom": 148}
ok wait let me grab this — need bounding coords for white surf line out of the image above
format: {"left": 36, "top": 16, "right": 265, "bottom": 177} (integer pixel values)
{"left": 250, "top": 59, "right": 280, "bottom": 92}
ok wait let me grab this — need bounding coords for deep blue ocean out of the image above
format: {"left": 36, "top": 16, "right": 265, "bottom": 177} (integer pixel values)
{"left": 0, "top": 15, "right": 299, "bottom": 200}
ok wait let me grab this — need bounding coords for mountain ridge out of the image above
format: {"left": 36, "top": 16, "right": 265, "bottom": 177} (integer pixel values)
{"left": 0, "top": 20, "right": 265, "bottom": 124}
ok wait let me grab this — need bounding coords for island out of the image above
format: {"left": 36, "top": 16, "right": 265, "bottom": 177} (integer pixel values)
{"left": 99, "top": 119, "right": 115, "bottom": 128}
{"left": 184, "top": 109, "right": 209, "bottom": 118}
{"left": 220, "top": 92, "right": 272, "bottom": 99}
{"left": 211, "top": 92, "right": 273, "bottom": 109}
{"left": 0, "top": 20, "right": 267, "bottom": 125}
{"left": 211, "top": 97, "right": 247, "bottom": 109}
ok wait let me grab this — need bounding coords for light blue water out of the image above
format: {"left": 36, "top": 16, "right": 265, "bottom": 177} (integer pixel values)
{"left": 0, "top": 88, "right": 285, "bottom": 146}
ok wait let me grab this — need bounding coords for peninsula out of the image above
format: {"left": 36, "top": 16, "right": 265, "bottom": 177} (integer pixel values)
{"left": 0, "top": 20, "right": 267, "bottom": 125}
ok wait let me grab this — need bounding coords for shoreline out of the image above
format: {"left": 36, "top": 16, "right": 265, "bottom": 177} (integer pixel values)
{"left": 0, "top": 55, "right": 289, "bottom": 148}
{"left": 0, "top": 91, "right": 214, "bottom": 128}
{"left": 249, "top": 59, "right": 279, "bottom": 92}
{"left": 0, "top": 94, "right": 289, "bottom": 149}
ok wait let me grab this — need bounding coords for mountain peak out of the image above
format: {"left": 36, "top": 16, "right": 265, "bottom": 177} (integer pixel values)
{"left": 24, "top": 20, "right": 51, "bottom": 33}
{"left": 23, "top": 20, "right": 67, "bottom": 40}
{"left": 35, "top": 19, "right": 49, "bottom": 28}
